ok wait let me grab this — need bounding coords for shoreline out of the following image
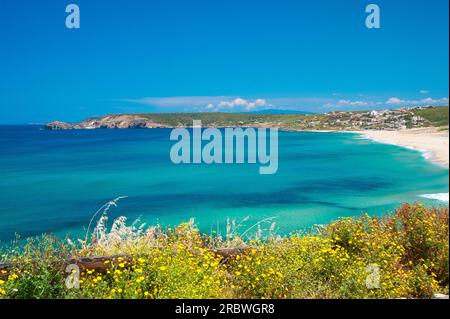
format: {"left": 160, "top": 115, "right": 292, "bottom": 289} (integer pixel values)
{"left": 352, "top": 127, "right": 449, "bottom": 168}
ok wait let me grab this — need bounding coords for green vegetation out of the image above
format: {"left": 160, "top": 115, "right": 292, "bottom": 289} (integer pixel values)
{"left": 126, "top": 112, "right": 317, "bottom": 129}
{"left": 48, "top": 106, "right": 448, "bottom": 131}
{"left": 412, "top": 106, "right": 449, "bottom": 128}
{"left": 88, "top": 106, "right": 449, "bottom": 131}
{"left": 1, "top": 203, "right": 448, "bottom": 299}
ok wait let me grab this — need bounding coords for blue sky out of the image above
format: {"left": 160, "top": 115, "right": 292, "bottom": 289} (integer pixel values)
{"left": 0, "top": 0, "right": 448, "bottom": 123}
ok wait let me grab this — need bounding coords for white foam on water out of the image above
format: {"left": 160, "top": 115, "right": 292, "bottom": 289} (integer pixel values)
{"left": 356, "top": 134, "right": 433, "bottom": 162}
{"left": 418, "top": 193, "right": 449, "bottom": 202}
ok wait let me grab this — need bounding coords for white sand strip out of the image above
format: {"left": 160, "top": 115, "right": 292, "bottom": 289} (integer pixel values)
{"left": 356, "top": 128, "right": 449, "bottom": 168}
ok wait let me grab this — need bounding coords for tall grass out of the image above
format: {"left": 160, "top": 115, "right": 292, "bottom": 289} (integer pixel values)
{"left": 0, "top": 203, "right": 448, "bottom": 299}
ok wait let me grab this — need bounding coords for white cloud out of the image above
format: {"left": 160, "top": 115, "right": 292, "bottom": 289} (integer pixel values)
{"left": 116, "top": 96, "right": 229, "bottom": 108}
{"left": 337, "top": 100, "right": 369, "bottom": 106}
{"left": 323, "top": 99, "right": 371, "bottom": 109}
{"left": 216, "top": 98, "right": 269, "bottom": 111}
{"left": 385, "top": 97, "right": 449, "bottom": 105}
{"left": 116, "top": 96, "right": 272, "bottom": 112}
{"left": 110, "top": 94, "right": 449, "bottom": 113}
{"left": 385, "top": 97, "right": 404, "bottom": 104}
{"left": 421, "top": 97, "right": 434, "bottom": 103}
{"left": 419, "top": 90, "right": 430, "bottom": 94}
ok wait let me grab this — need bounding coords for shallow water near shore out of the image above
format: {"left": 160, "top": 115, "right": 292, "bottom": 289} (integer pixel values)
{"left": 0, "top": 125, "right": 448, "bottom": 241}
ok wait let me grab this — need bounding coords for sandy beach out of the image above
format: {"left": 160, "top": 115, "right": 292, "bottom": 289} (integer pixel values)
{"left": 357, "top": 128, "right": 449, "bottom": 168}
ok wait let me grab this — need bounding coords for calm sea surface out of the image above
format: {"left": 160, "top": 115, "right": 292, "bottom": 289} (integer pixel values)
{"left": 0, "top": 125, "right": 448, "bottom": 241}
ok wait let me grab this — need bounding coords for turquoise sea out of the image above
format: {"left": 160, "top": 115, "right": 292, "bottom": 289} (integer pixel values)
{"left": 0, "top": 125, "right": 448, "bottom": 241}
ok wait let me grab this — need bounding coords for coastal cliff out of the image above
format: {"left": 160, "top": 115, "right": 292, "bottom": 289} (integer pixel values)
{"left": 45, "top": 115, "right": 172, "bottom": 130}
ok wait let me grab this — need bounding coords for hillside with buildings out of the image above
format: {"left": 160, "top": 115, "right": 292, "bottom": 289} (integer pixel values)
{"left": 45, "top": 106, "right": 448, "bottom": 131}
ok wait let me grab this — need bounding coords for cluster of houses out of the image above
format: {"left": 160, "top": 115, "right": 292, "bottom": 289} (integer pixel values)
{"left": 322, "top": 107, "right": 429, "bottom": 130}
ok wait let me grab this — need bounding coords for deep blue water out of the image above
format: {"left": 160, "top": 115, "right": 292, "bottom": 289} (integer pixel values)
{"left": 0, "top": 125, "right": 448, "bottom": 241}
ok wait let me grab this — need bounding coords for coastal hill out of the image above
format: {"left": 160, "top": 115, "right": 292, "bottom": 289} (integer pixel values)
{"left": 45, "top": 106, "right": 449, "bottom": 131}
{"left": 245, "top": 108, "right": 315, "bottom": 114}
